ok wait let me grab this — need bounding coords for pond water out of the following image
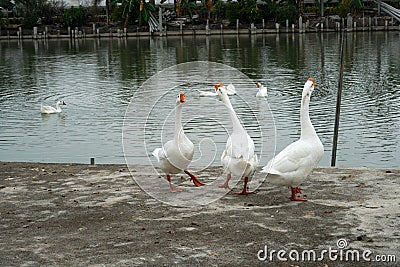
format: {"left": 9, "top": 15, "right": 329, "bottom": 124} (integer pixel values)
{"left": 0, "top": 32, "right": 399, "bottom": 168}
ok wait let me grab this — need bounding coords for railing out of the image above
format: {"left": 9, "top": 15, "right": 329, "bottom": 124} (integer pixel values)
{"left": 375, "top": 0, "right": 400, "bottom": 22}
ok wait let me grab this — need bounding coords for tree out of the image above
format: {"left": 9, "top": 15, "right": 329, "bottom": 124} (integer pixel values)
{"left": 198, "top": 0, "right": 214, "bottom": 20}
{"left": 114, "top": 0, "right": 155, "bottom": 27}
{"left": 40, "top": 0, "right": 67, "bottom": 24}
{"left": 259, "top": 0, "right": 278, "bottom": 21}
{"left": 13, "top": 0, "right": 48, "bottom": 27}
{"left": 212, "top": 0, "right": 225, "bottom": 21}
{"left": 277, "top": 1, "right": 297, "bottom": 24}
{"left": 180, "top": 0, "right": 197, "bottom": 18}
{"left": 138, "top": 0, "right": 155, "bottom": 25}
{"left": 62, "top": 6, "right": 87, "bottom": 27}
{"left": 339, "top": 0, "right": 363, "bottom": 16}
{"left": 223, "top": 0, "right": 261, "bottom": 23}
{"left": 91, "top": 0, "right": 103, "bottom": 20}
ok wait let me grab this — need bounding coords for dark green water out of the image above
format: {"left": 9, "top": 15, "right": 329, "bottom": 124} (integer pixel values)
{"left": 0, "top": 32, "right": 399, "bottom": 167}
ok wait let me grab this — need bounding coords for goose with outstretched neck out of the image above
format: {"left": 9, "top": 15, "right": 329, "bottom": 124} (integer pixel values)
{"left": 152, "top": 92, "right": 205, "bottom": 192}
{"left": 215, "top": 83, "right": 258, "bottom": 195}
{"left": 261, "top": 78, "right": 324, "bottom": 201}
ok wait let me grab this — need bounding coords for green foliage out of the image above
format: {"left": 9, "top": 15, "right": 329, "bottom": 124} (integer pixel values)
{"left": 259, "top": 0, "right": 279, "bottom": 21}
{"left": 22, "top": 14, "right": 38, "bottom": 28}
{"left": 181, "top": 0, "right": 197, "bottom": 19}
{"left": 337, "top": 2, "right": 349, "bottom": 18}
{"left": 110, "top": 6, "right": 124, "bottom": 23}
{"left": 223, "top": 0, "right": 261, "bottom": 23}
{"left": 339, "top": 0, "right": 363, "bottom": 16}
{"left": 138, "top": 1, "right": 155, "bottom": 25}
{"left": 213, "top": 0, "right": 226, "bottom": 19}
{"left": 115, "top": 0, "right": 155, "bottom": 27}
{"left": 40, "top": 0, "right": 66, "bottom": 24}
{"left": 245, "top": 0, "right": 262, "bottom": 22}
{"left": 7, "top": 17, "right": 23, "bottom": 24}
{"left": 62, "top": 6, "right": 87, "bottom": 27}
{"left": 225, "top": 1, "right": 241, "bottom": 22}
{"left": 324, "top": 6, "right": 337, "bottom": 15}
{"left": 305, "top": 6, "right": 319, "bottom": 15}
{"left": 348, "top": 0, "right": 363, "bottom": 15}
{"left": 0, "top": 0, "right": 375, "bottom": 29}
{"left": 277, "top": 2, "right": 297, "bottom": 24}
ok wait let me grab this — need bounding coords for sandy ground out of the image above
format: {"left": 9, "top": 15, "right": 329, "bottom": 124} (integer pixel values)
{"left": 0, "top": 162, "right": 399, "bottom": 266}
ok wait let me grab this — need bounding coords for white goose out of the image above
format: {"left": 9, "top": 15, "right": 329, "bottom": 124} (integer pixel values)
{"left": 152, "top": 92, "right": 204, "bottom": 192}
{"left": 256, "top": 82, "right": 268, "bottom": 97}
{"left": 261, "top": 78, "right": 324, "bottom": 201}
{"left": 197, "top": 83, "right": 236, "bottom": 97}
{"left": 40, "top": 100, "right": 66, "bottom": 114}
{"left": 196, "top": 89, "right": 218, "bottom": 97}
{"left": 215, "top": 83, "right": 258, "bottom": 194}
{"left": 223, "top": 83, "right": 237, "bottom": 95}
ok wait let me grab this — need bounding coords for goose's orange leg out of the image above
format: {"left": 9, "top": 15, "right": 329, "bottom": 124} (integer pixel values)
{"left": 235, "top": 177, "right": 254, "bottom": 195}
{"left": 219, "top": 173, "right": 231, "bottom": 189}
{"left": 290, "top": 186, "right": 307, "bottom": 201}
{"left": 184, "top": 170, "right": 205, "bottom": 186}
{"left": 167, "top": 175, "right": 182, "bottom": 193}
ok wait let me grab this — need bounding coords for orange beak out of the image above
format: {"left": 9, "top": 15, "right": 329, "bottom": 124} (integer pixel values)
{"left": 308, "top": 77, "right": 317, "bottom": 87}
{"left": 213, "top": 84, "right": 220, "bottom": 91}
{"left": 179, "top": 92, "right": 186, "bottom": 103}
{"left": 179, "top": 93, "right": 186, "bottom": 103}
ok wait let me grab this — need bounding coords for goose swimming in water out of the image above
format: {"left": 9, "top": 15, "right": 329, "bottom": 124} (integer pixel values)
{"left": 41, "top": 100, "right": 66, "bottom": 114}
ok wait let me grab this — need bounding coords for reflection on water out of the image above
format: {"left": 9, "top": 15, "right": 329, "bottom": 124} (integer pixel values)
{"left": 0, "top": 32, "right": 399, "bottom": 167}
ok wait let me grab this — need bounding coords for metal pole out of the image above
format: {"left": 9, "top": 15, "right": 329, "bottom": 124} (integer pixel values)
{"left": 331, "top": 29, "right": 346, "bottom": 167}
{"left": 321, "top": 0, "right": 324, "bottom": 17}
{"left": 158, "top": 6, "right": 163, "bottom": 32}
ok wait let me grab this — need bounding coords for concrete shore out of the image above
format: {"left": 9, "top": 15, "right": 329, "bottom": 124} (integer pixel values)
{"left": 0, "top": 162, "right": 399, "bottom": 266}
{"left": 1, "top": 24, "right": 399, "bottom": 41}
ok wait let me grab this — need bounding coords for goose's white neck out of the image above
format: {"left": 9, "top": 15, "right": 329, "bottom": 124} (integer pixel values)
{"left": 221, "top": 92, "right": 245, "bottom": 133}
{"left": 174, "top": 103, "right": 184, "bottom": 141}
{"left": 300, "top": 94, "right": 317, "bottom": 140}
{"left": 55, "top": 102, "right": 62, "bottom": 112}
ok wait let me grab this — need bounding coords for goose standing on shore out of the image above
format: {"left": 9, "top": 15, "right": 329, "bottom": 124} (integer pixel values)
{"left": 215, "top": 83, "right": 258, "bottom": 195}
{"left": 40, "top": 100, "right": 66, "bottom": 114}
{"left": 152, "top": 92, "right": 205, "bottom": 192}
{"left": 261, "top": 78, "right": 323, "bottom": 201}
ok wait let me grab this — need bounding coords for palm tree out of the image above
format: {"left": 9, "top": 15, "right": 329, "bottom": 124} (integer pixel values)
{"left": 138, "top": 0, "right": 155, "bottom": 25}
{"left": 345, "top": 0, "right": 363, "bottom": 16}
{"left": 117, "top": 0, "right": 155, "bottom": 27}
{"left": 180, "top": 0, "right": 197, "bottom": 18}
{"left": 338, "top": 0, "right": 363, "bottom": 17}
{"left": 175, "top": 0, "right": 180, "bottom": 17}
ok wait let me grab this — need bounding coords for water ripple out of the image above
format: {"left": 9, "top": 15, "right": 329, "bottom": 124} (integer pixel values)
{"left": 0, "top": 33, "right": 399, "bottom": 167}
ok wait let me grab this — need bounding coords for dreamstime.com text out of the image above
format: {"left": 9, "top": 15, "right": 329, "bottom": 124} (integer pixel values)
{"left": 257, "top": 239, "right": 397, "bottom": 263}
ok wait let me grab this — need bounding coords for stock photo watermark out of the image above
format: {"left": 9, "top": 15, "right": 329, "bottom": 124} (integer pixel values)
{"left": 257, "top": 239, "right": 397, "bottom": 263}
